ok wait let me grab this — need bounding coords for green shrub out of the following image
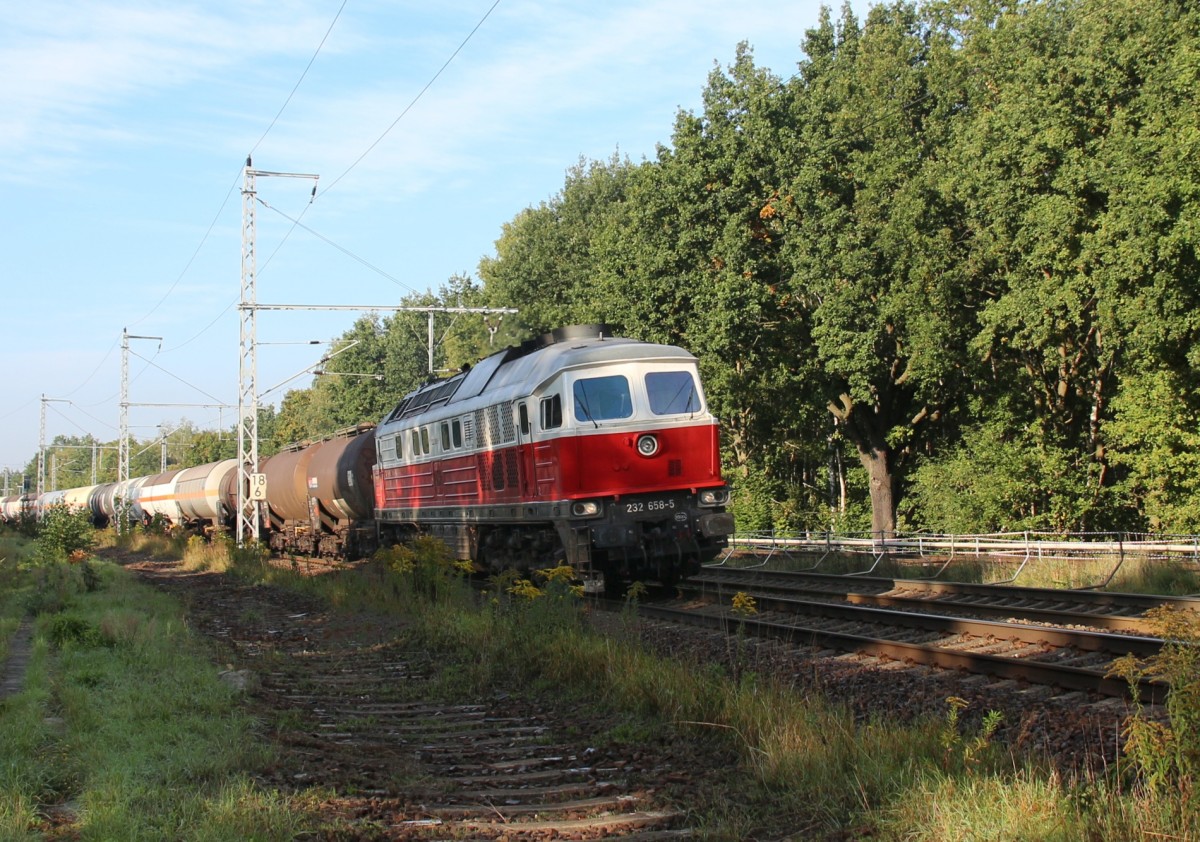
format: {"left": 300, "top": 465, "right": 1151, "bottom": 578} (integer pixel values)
{"left": 34, "top": 504, "right": 94, "bottom": 564}
{"left": 1109, "top": 605, "right": 1200, "bottom": 797}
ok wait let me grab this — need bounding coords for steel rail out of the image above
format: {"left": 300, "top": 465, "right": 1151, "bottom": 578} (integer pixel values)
{"left": 639, "top": 602, "right": 1164, "bottom": 704}
{"left": 694, "top": 566, "right": 1200, "bottom": 615}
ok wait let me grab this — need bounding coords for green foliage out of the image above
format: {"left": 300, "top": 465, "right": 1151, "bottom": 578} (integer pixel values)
{"left": 44, "top": 613, "right": 105, "bottom": 650}
{"left": 472, "top": 0, "right": 1200, "bottom": 537}
{"left": 939, "top": 696, "right": 1003, "bottom": 771}
{"left": 374, "top": 536, "right": 471, "bottom": 603}
{"left": 8, "top": 561, "right": 302, "bottom": 840}
{"left": 21, "top": 558, "right": 106, "bottom": 617}
{"left": 33, "top": 504, "right": 94, "bottom": 564}
{"left": 906, "top": 420, "right": 1133, "bottom": 533}
{"left": 1105, "top": 367, "right": 1200, "bottom": 532}
{"left": 1109, "top": 606, "right": 1200, "bottom": 797}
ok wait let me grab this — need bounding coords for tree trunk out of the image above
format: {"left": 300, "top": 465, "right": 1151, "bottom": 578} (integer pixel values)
{"left": 828, "top": 394, "right": 898, "bottom": 538}
{"left": 855, "top": 441, "right": 896, "bottom": 539}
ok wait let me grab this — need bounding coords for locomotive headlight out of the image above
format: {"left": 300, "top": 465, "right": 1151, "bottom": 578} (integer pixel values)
{"left": 636, "top": 434, "right": 660, "bottom": 457}
{"left": 571, "top": 500, "right": 601, "bottom": 517}
{"left": 699, "top": 488, "right": 729, "bottom": 506}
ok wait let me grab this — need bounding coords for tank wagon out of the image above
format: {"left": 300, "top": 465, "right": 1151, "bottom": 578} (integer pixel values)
{"left": 6, "top": 326, "right": 734, "bottom": 592}
{"left": 258, "top": 425, "right": 376, "bottom": 558}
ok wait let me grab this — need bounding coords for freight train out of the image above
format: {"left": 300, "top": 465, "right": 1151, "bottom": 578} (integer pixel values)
{"left": 1, "top": 325, "right": 734, "bottom": 592}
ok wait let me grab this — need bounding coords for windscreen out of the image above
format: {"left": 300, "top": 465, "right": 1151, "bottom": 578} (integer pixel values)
{"left": 646, "top": 370, "right": 701, "bottom": 415}
{"left": 573, "top": 375, "right": 633, "bottom": 422}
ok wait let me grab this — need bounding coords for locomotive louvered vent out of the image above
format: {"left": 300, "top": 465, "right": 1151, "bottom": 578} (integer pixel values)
{"left": 390, "top": 374, "right": 466, "bottom": 421}
{"left": 486, "top": 405, "right": 504, "bottom": 445}
{"left": 474, "top": 408, "right": 489, "bottom": 447}
{"left": 500, "top": 401, "right": 516, "bottom": 443}
{"left": 669, "top": 459, "right": 682, "bottom": 477}
{"left": 489, "top": 452, "right": 505, "bottom": 491}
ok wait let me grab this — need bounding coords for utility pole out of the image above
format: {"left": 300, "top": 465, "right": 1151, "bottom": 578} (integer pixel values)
{"left": 235, "top": 162, "right": 517, "bottom": 547}
{"left": 238, "top": 162, "right": 319, "bottom": 546}
{"left": 38, "top": 394, "right": 70, "bottom": 498}
{"left": 120, "top": 329, "right": 162, "bottom": 484}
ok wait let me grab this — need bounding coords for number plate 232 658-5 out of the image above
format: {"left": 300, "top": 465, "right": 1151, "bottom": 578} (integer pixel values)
{"left": 624, "top": 499, "right": 676, "bottom": 514}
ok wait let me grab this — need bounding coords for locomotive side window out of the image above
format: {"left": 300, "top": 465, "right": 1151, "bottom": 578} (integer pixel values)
{"left": 420, "top": 427, "right": 431, "bottom": 455}
{"left": 540, "top": 394, "right": 562, "bottom": 430}
{"left": 519, "top": 403, "right": 530, "bottom": 436}
{"left": 646, "top": 371, "right": 701, "bottom": 415}
{"left": 440, "top": 422, "right": 451, "bottom": 451}
{"left": 574, "top": 375, "right": 632, "bottom": 422}
{"left": 452, "top": 418, "right": 463, "bottom": 448}
{"left": 410, "top": 429, "right": 420, "bottom": 458}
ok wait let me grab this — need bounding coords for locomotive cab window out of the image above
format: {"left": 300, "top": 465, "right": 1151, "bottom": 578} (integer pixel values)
{"left": 646, "top": 371, "right": 702, "bottom": 415}
{"left": 540, "top": 394, "right": 562, "bottom": 430}
{"left": 573, "top": 375, "right": 632, "bottom": 422}
{"left": 519, "top": 403, "right": 530, "bottom": 436}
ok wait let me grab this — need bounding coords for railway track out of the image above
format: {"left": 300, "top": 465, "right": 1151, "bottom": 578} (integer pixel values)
{"left": 657, "top": 565, "right": 1193, "bottom": 704}
{"left": 692, "top": 565, "right": 1200, "bottom": 630}
{"left": 125, "top": 557, "right": 713, "bottom": 840}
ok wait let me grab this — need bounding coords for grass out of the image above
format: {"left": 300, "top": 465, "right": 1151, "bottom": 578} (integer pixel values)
{"left": 0, "top": 530, "right": 304, "bottom": 841}
{"left": 5, "top": 524, "right": 1200, "bottom": 839}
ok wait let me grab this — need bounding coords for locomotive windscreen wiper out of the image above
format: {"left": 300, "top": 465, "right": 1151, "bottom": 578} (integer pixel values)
{"left": 574, "top": 387, "right": 600, "bottom": 428}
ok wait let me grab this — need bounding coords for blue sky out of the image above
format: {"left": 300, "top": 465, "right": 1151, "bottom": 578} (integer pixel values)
{"left": 0, "top": 0, "right": 862, "bottom": 481}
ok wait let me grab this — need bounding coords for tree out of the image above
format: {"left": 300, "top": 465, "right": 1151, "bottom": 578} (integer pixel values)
{"left": 479, "top": 154, "right": 637, "bottom": 335}
{"left": 925, "top": 0, "right": 1200, "bottom": 532}
{"left": 766, "top": 2, "right": 977, "bottom": 536}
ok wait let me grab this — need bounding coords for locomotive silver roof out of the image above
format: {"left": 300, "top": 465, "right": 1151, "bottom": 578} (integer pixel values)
{"left": 381, "top": 326, "right": 697, "bottom": 425}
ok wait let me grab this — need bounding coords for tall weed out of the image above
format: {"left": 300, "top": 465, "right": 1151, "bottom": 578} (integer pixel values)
{"left": 1109, "top": 605, "right": 1200, "bottom": 799}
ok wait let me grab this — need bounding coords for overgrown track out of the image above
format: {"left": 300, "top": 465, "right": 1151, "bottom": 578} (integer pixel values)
{"left": 123, "top": 557, "right": 716, "bottom": 840}
{"left": 691, "top": 565, "right": 1200, "bottom": 634}
{"left": 673, "top": 566, "right": 1179, "bottom": 703}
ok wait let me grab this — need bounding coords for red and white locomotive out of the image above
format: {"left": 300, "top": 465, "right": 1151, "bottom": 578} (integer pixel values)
{"left": 373, "top": 325, "right": 734, "bottom": 591}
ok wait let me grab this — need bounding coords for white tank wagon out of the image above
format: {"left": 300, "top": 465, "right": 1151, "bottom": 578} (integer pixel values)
{"left": 175, "top": 459, "right": 237, "bottom": 530}
{"left": 114, "top": 475, "right": 151, "bottom": 525}
{"left": 136, "top": 470, "right": 185, "bottom": 526}
{"left": 61, "top": 485, "right": 98, "bottom": 516}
